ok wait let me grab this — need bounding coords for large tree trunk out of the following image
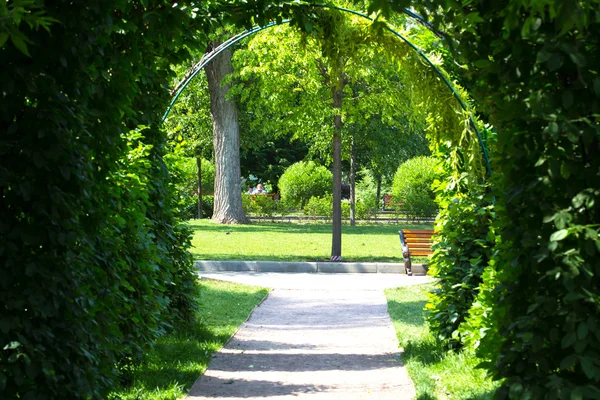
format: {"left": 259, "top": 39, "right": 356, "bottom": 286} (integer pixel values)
{"left": 331, "top": 82, "right": 344, "bottom": 259}
{"left": 349, "top": 135, "right": 356, "bottom": 227}
{"left": 205, "top": 42, "right": 249, "bottom": 224}
{"left": 197, "top": 156, "right": 203, "bottom": 219}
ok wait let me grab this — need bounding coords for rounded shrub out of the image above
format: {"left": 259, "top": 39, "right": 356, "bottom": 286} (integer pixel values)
{"left": 391, "top": 156, "right": 438, "bottom": 219}
{"left": 303, "top": 195, "right": 333, "bottom": 220}
{"left": 278, "top": 161, "right": 332, "bottom": 209}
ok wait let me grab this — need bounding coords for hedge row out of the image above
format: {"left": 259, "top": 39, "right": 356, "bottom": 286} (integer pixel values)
{"left": 1, "top": 2, "right": 201, "bottom": 398}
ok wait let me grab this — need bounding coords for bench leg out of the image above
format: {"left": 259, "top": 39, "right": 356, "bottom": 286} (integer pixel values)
{"left": 404, "top": 258, "right": 412, "bottom": 276}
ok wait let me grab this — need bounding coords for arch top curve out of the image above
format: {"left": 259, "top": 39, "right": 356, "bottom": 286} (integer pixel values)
{"left": 164, "top": 5, "right": 491, "bottom": 177}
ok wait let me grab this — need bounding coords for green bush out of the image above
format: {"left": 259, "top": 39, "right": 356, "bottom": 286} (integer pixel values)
{"left": 241, "top": 194, "right": 276, "bottom": 217}
{"left": 164, "top": 154, "right": 215, "bottom": 220}
{"left": 425, "top": 181, "right": 495, "bottom": 348}
{"left": 241, "top": 194, "right": 258, "bottom": 215}
{"left": 355, "top": 199, "right": 374, "bottom": 220}
{"left": 391, "top": 156, "right": 438, "bottom": 219}
{"left": 355, "top": 170, "right": 379, "bottom": 220}
{"left": 303, "top": 195, "right": 333, "bottom": 219}
{"left": 180, "top": 196, "right": 215, "bottom": 219}
{"left": 0, "top": 3, "right": 198, "bottom": 399}
{"left": 278, "top": 161, "right": 332, "bottom": 209}
{"left": 457, "top": 260, "right": 499, "bottom": 351}
{"left": 254, "top": 195, "right": 277, "bottom": 217}
{"left": 342, "top": 200, "right": 350, "bottom": 218}
{"left": 275, "top": 197, "right": 294, "bottom": 216}
{"left": 341, "top": 200, "right": 351, "bottom": 219}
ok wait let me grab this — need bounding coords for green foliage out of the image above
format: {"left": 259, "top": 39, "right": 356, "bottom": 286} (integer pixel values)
{"left": 241, "top": 194, "right": 258, "bottom": 215}
{"left": 426, "top": 181, "right": 495, "bottom": 348}
{"left": 232, "top": 20, "right": 429, "bottom": 176}
{"left": 254, "top": 195, "right": 277, "bottom": 217}
{"left": 457, "top": 260, "right": 499, "bottom": 352}
{"left": 341, "top": 199, "right": 351, "bottom": 219}
{"left": 391, "top": 156, "right": 438, "bottom": 219}
{"left": 242, "top": 194, "right": 277, "bottom": 217}
{"left": 403, "top": 0, "right": 600, "bottom": 395}
{"left": 0, "top": 2, "right": 200, "bottom": 398}
{"left": 278, "top": 161, "right": 332, "bottom": 208}
{"left": 304, "top": 195, "right": 334, "bottom": 219}
{"left": 165, "top": 153, "right": 215, "bottom": 219}
{"left": 355, "top": 169, "right": 380, "bottom": 219}
{"left": 0, "top": 0, "right": 57, "bottom": 57}
{"left": 201, "top": 196, "right": 215, "bottom": 219}
{"left": 182, "top": 196, "right": 215, "bottom": 220}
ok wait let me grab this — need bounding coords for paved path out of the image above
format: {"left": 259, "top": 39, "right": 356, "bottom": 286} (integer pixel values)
{"left": 187, "top": 273, "right": 428, "bottom": 399}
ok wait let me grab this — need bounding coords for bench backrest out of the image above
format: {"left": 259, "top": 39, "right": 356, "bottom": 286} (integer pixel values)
{"left": 383, "top": 194, "right": 404, "bottom": 209}
{"left": 243, "top": 193, "right": 280, "bottom": 200}
{"left": 399, "top": 229, "right": 434, "bottom": 256}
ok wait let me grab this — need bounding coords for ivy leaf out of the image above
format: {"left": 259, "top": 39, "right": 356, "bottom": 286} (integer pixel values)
{"left": 474, "top": 59, "right": 493, "bottom": 69}
{"left": 550, "top": 229, "right": 569, "bottom": 242}
{"left": 568, "top": 52, "right": 586, "bottom": 67}
{"left": 11, "top": 32, "right": 31, "bottom": 57}
{"left": 0, "top": 32, "right": 9, "bottom": 48}
{"left": 577, "top": 322, "right": 588, "bottom": 339}
{"left": 594, "top": 77, "right": 600, "bottom": 98}
{"left": 2, "top": 341, "right": 21, "bottom": 350}
{"left": 548, "top": 53, "right": 563, "bottom": 71}
{"left": 559, "top": 354, "right": 577, "bottom": 370}
{"left": 561, "top": 332, "right": 576, "bottom": 349}
{"left": 580, "top": 357, "right": 595, "bottom": 380}
{"left": 562, "top": 91, "right": 573, "bottom": 109}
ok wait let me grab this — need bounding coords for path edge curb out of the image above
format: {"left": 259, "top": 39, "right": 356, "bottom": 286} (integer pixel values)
{"left": 195, "top": 260, "right": 428, "bottom": 275}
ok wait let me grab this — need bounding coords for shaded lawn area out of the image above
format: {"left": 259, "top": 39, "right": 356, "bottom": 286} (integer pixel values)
{"left": 108, "top": 279, "right": 269, "bottom": 400}
{"left": 385, "top": 285, "right": 499, "bottom": 399}
{"left": 189, "top": 219, "right": 433, "bottom": 262}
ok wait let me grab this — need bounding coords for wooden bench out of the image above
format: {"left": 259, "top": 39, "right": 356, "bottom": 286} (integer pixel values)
{"left": 398, "top": 229, "right": 434, "bottom": 276}
{"left": 382, "top": 194, "right": 403, "bottom": 211}
{"left": 243, "top": 193, "right": 280, "bottom": 201}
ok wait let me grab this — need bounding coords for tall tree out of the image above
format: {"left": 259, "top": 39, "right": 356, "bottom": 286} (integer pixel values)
{"left": 233, "top": 14, "right": 427, "bottom": 254}
{"left": 204, "top": 40, "right": 249, "bottom": 224}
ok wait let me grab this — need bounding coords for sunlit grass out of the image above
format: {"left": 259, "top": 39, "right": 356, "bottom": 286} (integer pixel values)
{"left": 189, "top": 219, "right": 433, "bottom": 262}
{"left": 108, "top": 279, "right": 269, "bottom": 400}
{"left": 385, "top": 285, "right": 499, "bottom": 399}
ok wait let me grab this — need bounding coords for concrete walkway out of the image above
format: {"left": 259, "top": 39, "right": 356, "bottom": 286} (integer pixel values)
{"left": 187, "top": 273, "right": 429, "bottom": 399}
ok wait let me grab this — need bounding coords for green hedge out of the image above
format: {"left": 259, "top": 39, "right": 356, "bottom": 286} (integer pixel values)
{"left": 426, "top": 181, "right": 495, "bottom": 348}
{"left": 0, "top": 2, "right": 198, "bottom": 398}
{"left": 411, "top": 1, "right": 600, "bottom": 396}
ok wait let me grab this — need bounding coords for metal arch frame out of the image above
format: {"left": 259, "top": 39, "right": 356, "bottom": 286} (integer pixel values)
{"left": 163, "top": 5, "right": 492, "bottom": 177}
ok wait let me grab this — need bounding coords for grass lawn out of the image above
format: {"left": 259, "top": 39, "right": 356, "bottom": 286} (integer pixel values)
{"left": 189, "top": 219, "right": 433, "bottom": 262}
{"left": 385, "top": 285, "right": 499, "bottom": 400}
{"left": 108, "top": 279, "right": 269, "bottom": 400}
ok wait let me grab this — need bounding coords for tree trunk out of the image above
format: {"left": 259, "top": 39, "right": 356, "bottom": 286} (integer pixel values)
{"left": 205, "top": 41, "right": 249, "bottom": 224}
{"left": 197, "top": 156, "right": 203, "bottom": 219}
{"left": 349, "top": 135, "right": 356, "bottom": 227}
{"left": 376, "top": 176, "right": 381, "bottom": 211}
{"left": 331, "top": 81, "right": 344, "bottom": 259}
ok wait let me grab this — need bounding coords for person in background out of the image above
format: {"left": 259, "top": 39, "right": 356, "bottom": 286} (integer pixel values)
{"left": 247, "top": 186, "right": 254, "bottom": 194}
{"left": 253, "top": 184, "right": 267, "bottom": 194}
